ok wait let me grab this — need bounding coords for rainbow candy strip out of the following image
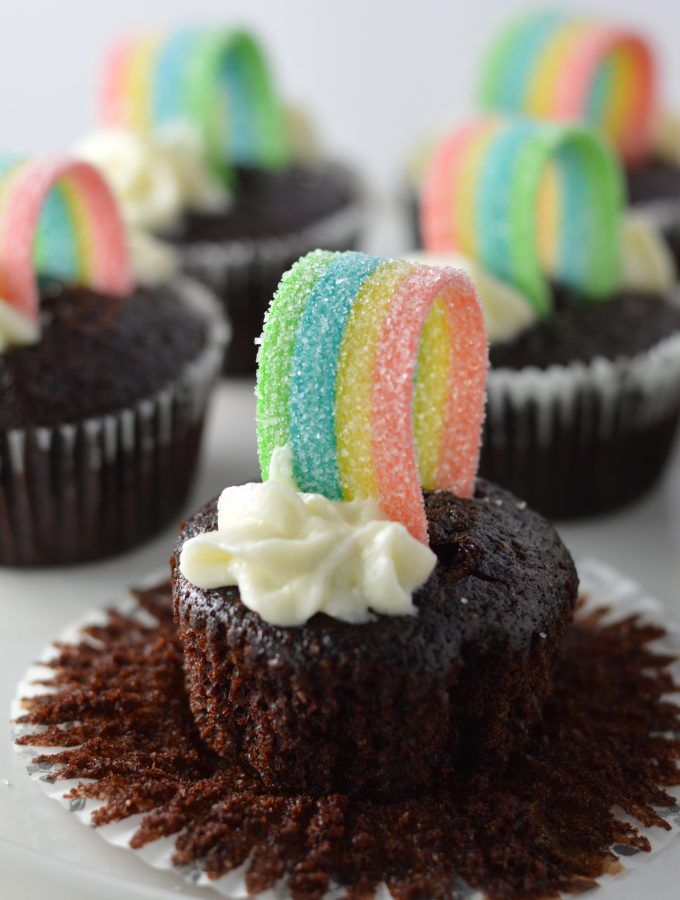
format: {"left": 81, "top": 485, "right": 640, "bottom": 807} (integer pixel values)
{"left": 0, "top": 157, "right": 132, "bottom": 333}
{"left": 478, "top": 11, "right": 656, "bottom": 164}
{"left": 420, "top": 118, "right": 624, "bottom": 317}
{"left": 102, "top": 28, "right": 291, "bottom": 178}
{"left": 256, "top": 250, "right": 488, "bottom": 544}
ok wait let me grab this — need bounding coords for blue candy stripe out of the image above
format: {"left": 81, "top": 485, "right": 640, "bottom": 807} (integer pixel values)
{"left": 289, "top": 252, "right": 382, "bottom": 499}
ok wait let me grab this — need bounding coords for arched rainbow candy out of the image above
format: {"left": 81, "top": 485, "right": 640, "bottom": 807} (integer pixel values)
{"left": 0, "top": 157, "right": 131, "bottom": 335}
{"left": 256, "top": 250, "right": 488, "bottom": 544}
{"left": 478, "top": 11, "right": 656, "bottom": 164}
{"left": 101, "top": 28, "right": 291, "bottom": 179}
{"left": 420, "top": 119, "right": 624, "bottom": 317}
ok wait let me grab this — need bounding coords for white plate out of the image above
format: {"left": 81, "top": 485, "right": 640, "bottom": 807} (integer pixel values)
{"left": 3, "top": 381, "right": 680, "bottom": 900}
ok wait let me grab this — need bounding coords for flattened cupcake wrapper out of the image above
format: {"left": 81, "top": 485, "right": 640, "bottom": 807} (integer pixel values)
{"left": 482, "top": 321, "right": 680, "bottom": 518}
{"left": 10, "top": 558, "right": 680, "bottom": 898}
{"left": 0, "top": 278, "right": 229, "bottom": 566}
{"left": 170, "top": 164, "right": 364, "bottom": 375}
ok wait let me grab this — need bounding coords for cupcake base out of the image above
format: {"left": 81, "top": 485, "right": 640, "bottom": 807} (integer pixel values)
{"left": 12, "top": 561, "right": 680, "bottom": 899}
{"left": 481, "top": 394, "right": 680, "bottom": 520}
{"left": 482, "top": 294, "right": 680, "bottom": 520}
{"left": 0, "top": 279, "right": 228, "bottom": 566}
{"left": 165, "top": 164, "right": 363, "bottom": 376}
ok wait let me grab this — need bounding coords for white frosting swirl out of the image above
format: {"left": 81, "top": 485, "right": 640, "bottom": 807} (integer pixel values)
{"left": 283, "top": 104, "right": 322, "bottom": 164}
{"left": 620, "top": 213, "right": 677, "bottom": 295}
{"left": 75, "top": 126, "right": 229, "bottom": 233}
{"left": 0, "top": 300, "right": 39, "bottom": 351}
{"left": 179, "top": 447, "right": 437, "bottom": 628}
{"left": 651, "top": 108, "right": 680, "bottom": 166}
{"left": 126, "top": 228, "right": 178, "bottom": 287}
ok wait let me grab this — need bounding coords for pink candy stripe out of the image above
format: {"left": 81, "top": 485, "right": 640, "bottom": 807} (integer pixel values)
{"left": 0, "top": 159, "right": 131, "bottom": 324}
{"left": 439, "top": 275, "right": 488, "bottom": 496}
{"left": 553, "top": 28, "right": 655, "bottom": 163}
{"left": 371, "top": 267, "right": 487, "bottom": 543}
{"left": 100, "top": 38, "right": 135, "bottom": 125}
{"left": 420, "top": 122, "right": 487, "bottom": 252}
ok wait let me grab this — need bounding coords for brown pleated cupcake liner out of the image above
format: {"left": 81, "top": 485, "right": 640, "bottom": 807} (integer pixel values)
{"left": 0, "top": 278, "right": 229, "bottom": 567}
{"left": 481, "top": 327, "right": 680, "bottom": 519}
{"left": 173, "top": 165, "right": 364, "bottom": 375}
{"left": 10, "top": 559, "right": 680, "bottom": 898}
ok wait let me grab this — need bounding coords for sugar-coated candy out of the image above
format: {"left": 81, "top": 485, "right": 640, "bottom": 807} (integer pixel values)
{"left": 420, "top": 118, "right": 623, "bottom": 316}
{"left": 101, "top": 28, "right": 290, "bottom": 178}
{"left": 478, "top": 11, "right": 655, "bottom": 163}
{"left": 0, "top": 157, "right": 131, "bottom": 334}
{"left": 256, "top": 251, "right": 488, "bottom": 544}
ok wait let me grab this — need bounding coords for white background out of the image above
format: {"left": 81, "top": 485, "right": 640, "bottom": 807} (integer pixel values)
{"left": 3, "top": 1, "right": 680, "bottom": 898}
{"left": 0, "top": 0, "right": 679, "bottom": 198}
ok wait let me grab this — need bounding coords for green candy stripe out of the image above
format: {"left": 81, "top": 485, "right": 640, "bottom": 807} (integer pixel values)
{"left": 184, "top": 30, "right": 291, "bottom": 178}
{"left": 256, "top": 250, "right": 338, "bottom": 480}
{"left": 474, "top": 120, "right": 623, "bottom": 313}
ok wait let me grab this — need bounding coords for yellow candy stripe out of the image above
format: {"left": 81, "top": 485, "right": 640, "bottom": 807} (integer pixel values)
{"left": 536, "top": 160, "right": 561, "bottom": 275}
{"left": 455, "top": 122, "right": 499, "bottom": 259}
{"left": 526, "top": 21, "right": 590, "bottom": 117}
{"left": 479, "top": 13, "right": 656, "bottom": 163}
{"left": 123, "top": 34, "right": 162, "bottom": 131}
{"left": 603, "top": 50, "right": 635, "bottom": 151}
{"left": 336, "top": 261, "right": 414, "bottom": 500}
{"left": 413, "top": 295, "right": 451, "bottom": 490}
{"left": 58, "top": 177, "right": 93, "bottom": 284}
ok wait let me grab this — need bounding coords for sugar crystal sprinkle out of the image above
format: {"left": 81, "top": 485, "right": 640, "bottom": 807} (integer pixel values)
{"left": 255, "top": 250, "right": 488, "bottom": 545}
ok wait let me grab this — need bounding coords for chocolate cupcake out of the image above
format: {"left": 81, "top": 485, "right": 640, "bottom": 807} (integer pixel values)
{"left": 0, "top": 156, "right": 227, "bottom": 566}
{"left": 477, "top": 10, "right": 680, "bottom": 273}
{"left": 419, "top": 118, "right": 680, "bottom": 519}
{"left": 172, "top": 249, "right": 577, "bottom": 797}
{"left": 86, "top": 28, "right": 363, "bottom": 376}
{"left": 173, "top": 481, "right": 576, "bottom": 797}
{"left": 626, "top": 111, "right": 680, "bottom": 270}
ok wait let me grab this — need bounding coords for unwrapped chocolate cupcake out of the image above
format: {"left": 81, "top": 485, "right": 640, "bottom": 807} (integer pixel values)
{"left": 0, "top": 155, "right": 227, "bottom": 566}
{"left": 81, "top": 28, "right": 363, "bottom": 375}
{"left": 477, "top": 10, "right": 680, "bottom": 271}
{"left": 172, "top": 249, "right": 578, "bottom": 796}
{"left": 419, "top": 118, "right": 680, "bottom": 519}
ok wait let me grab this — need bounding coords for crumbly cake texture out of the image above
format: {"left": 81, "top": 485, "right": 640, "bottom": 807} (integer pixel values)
{"left": 172, "top": 482, "right": 577, "bottom": 797}
{"left": 0, "top": 283, "right": 206, "bottom": 428}
{"left": 626, "top": 157, "right": 680, "bottom": 210}
{"left": 489, "top": 289, "right": 680, "bottom": 370}
{"left": 15, "top": 580, "right": 680, "bottom": 899}
{"left": 481, "top": 288, "right": 680, "bottom": 519}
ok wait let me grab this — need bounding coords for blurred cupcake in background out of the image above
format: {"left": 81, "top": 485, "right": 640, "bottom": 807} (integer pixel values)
{"left": 78, "top": 28, "right": 363, "bottom": 375}
{"left": 0, "top": 155, "right": 227, "bottom": 566}
{"left": 477, "top": 10, "right": 680, "bottom": 270}
{"left": 417, "top": 117, "right": 680, "bottom": 519}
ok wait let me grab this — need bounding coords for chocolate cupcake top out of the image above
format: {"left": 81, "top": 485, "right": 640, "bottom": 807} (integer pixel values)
{"left": 0, "top": 282, "right": 207, "bottom": 429}
{"left": 174, "top": 479, "right": 577, "bottom": 668}
{"left": 164, "top": 164, "right": 356, "bottom": 244}
{"left": 490, "top": 287, "right": 680, "bottom": 370}
{"left": 627, "top": 157, "right": 680, "bottom": 209}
